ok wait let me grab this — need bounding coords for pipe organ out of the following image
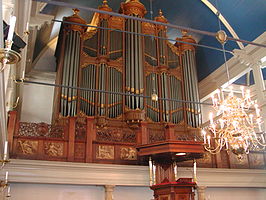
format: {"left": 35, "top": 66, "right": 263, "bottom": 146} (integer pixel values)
{"left": 8, "top": 1, "right": 265, "bottom": 199}
{"left": 53, "top": 0, "right": 201, "bottom": 128}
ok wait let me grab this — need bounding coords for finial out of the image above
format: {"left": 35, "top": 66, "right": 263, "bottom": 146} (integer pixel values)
{"left": 103, "top": 0, "right": 108, "bottom": 5}
{"left": 181, "top": 29, "right": 188, "bottom": 36}
{"left": 73, "top": 8, "right": 80, "bottom": 15}
{"left": 159, "top": 9, "right": 163, "bottom": 17}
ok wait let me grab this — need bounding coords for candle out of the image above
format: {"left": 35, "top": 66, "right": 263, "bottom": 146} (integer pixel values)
{"left": 207, "top": 135, "right": 211, "bottom": 147}
{"left": 7, "top": 185, "right": 11, "bottom": 197}
{"left": 149, "top": 157, "right": 153, "bottom": 186}
{"left": 5, "top": 171, "right": 8, "bottom": 184}
{"left": 254, "top": 104, "right": 260, "bottom": 117}
{"left": 4, "top": 141, "right": 8, "bottom": 161}
{"left": 7, "top": 16, "right": 16, "bottom": 41}
{"left": 225, "top": 138, "right": 229, "bottom": 150}
{"left": 193, "top": 160, "right": 197, "bottom": 182}
{"left": 209, "top": 112, "right": 214, "bottom": 125}
{"left": 174, "top": 162, "right": 178, "bottom": 181}
{"left": 202, "top": 130, "right": 206, "bottom": 144}
{"left": 153, "top": 163, "right": 156, "bottom": 185}
{"left": 246, "top": 89, "right": 250, "bottom": 100}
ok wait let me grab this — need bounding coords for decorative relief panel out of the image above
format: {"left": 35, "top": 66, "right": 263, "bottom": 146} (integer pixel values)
{"left": 75, "top": 121, "right": 86, "bottom": 140}
{"left": 109, "top": 16, "right": 124, "bottom": 30}
{"left": 44, "top": 142, "right": 64, "bottom": 157}
{"left": 249, "top": 153, "right": 265, "bottom": 169}
{"left": 75, "top": 143, "right": 85, "bottom": 159}
{"left": 120, "top": 147, "right": 137, "bottom": 160}
{"left": 17, "top": 140, "right": 38, "bottom": 155}
{"left": 18, "top": 122, "right": 64, "bottom": 138}
{"left": 96, "top": 145, "right": 114, "bottom": 160}
{"left": 149, "top": 129, "right": 165, "bottom": 143}
{"left": 96, "top": 128, "right": 136, "bottom": 143}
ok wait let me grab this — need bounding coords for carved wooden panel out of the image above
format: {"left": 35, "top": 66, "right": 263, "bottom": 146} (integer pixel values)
{"left": 96, "top": 145, "right": 114, "bottom": 160}
{"left": 44, "top": 142, "right": 64, "bottom": 157}
{"left": 16, "top": 140, "right": 38, "bottom": 155}
{"left": 96, "top": 128, "right": 136, "bottom": 143}
{"left": 148, "top": 129, "right": 165, "bottom": 143}
{"left": 75, "top": 143, "right": 85, "bottom": 160}
{"left": 18, "top": 122, "right": 64, "bottom": 138}
{"left": 120, "top": 147, "right": 137, "bottom": 160}
{"left": 75, "top": 120, "right": 86, "bottom": 141}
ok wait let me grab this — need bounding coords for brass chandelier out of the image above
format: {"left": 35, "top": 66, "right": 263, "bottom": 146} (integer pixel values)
{"left": 202, "top": 85, "right": 266, "bottom": 157}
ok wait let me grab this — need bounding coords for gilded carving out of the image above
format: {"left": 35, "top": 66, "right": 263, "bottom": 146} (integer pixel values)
{"left": 75, "top": 120, "right": 87, "bottom": 140}
{"left": 18, "top": 122, "right": 64, "bottom": 138}
{"left": 166, "top": 41, "right": 180, "bottom": 56}
{"left": 109, "top": 16, "right": 124, "bottom": 30}
{"left": 142, "top": 22, "right": 155, "bottom": 35}
{"left": 17, "top": 140, "right": 38, "bottom": 155}
{"left": 96, "top": 128, "right": 136, "bottom": 143}
{"left": 149, "top": 129, "right": 165, "bottom": 143}
{"left": 96, "top": 145, "right": 114, "bottom": 160}
{"left": 44, "top": 142, "right": 64, "bottom": 157}
{"left": 120, "top": 147, "right": 137, "bottom": 160}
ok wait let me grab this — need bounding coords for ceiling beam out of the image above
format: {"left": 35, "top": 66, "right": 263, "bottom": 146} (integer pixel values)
{"left": 199, "top": 31, "right": 266, "bottom": 101}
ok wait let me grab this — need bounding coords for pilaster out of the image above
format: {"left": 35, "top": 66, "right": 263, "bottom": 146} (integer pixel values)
{"left": 105, "top": 185, "right": 115, "bottom": 200}
{"left": 197, "top": 186, "right": 206, "bottom": 200}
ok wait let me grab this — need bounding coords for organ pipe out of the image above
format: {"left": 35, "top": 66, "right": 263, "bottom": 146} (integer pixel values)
{"left": 54, "top": 1, "right": 201, "bottom": 128}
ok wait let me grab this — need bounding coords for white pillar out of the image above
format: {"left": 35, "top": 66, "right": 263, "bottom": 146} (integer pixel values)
{"left": 251, "top": 62, "right": 265, "bottom": 103}
{"left": 105, "top": 185, "right": 115, "bottom": 200}
{"left": 251, "top": 62, "right": 266, "bottom": 131}
{"left": 197, "top": 186, "right": 206, "bottom": 200}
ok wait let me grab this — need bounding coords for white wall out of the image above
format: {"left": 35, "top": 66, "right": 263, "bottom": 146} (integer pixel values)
{"left": 113, "top": 186, "right": 153, "bottom": 200}
{"left": 8, "top": 183, "right": 266, "bottom": 200}
{"left": 9, "top": 183, "right": 153, "bottom": 200}
{"left": 21, "top": 76, "right": 55, "bottom": 124}
{"left": 10, "top": 183, "right": 104, "bottom": 200}
{"left": 205, "top": 187, "right": 266, "bottom": 200}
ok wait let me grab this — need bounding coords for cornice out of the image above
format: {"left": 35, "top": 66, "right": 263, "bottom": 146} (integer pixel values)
{"left": 3, "top": 159, "right": 266, "bottom": 188}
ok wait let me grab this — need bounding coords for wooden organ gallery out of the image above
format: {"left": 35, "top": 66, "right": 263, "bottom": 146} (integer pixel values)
{"left": 8, "top": 0, "right": 205, "bottom": 199}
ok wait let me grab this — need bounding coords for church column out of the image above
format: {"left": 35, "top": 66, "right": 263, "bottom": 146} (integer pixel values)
{"left": 197, "top": 186, "right": 206, "bottom": 200}
{"left": 105, "top": 185, "right": 115, "bottom": 200}
{"left": 233, "top": 50, "right": 266, "bottom": 130}
{"left": 251, "top": 62, "right": 266, "bottom": 130}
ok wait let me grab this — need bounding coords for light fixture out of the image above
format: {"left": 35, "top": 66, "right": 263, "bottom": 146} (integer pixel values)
{"left": 202, "top": 86, "right": 266, "bottom": 158}
{"left": 0, "top": 15, "right": 21, "bottom": 73}
{"left": 175, "top": 152, "right": 186, "bottom": 156}
{"left": 202, "top": 2, "right": 266, "bottom": 158}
